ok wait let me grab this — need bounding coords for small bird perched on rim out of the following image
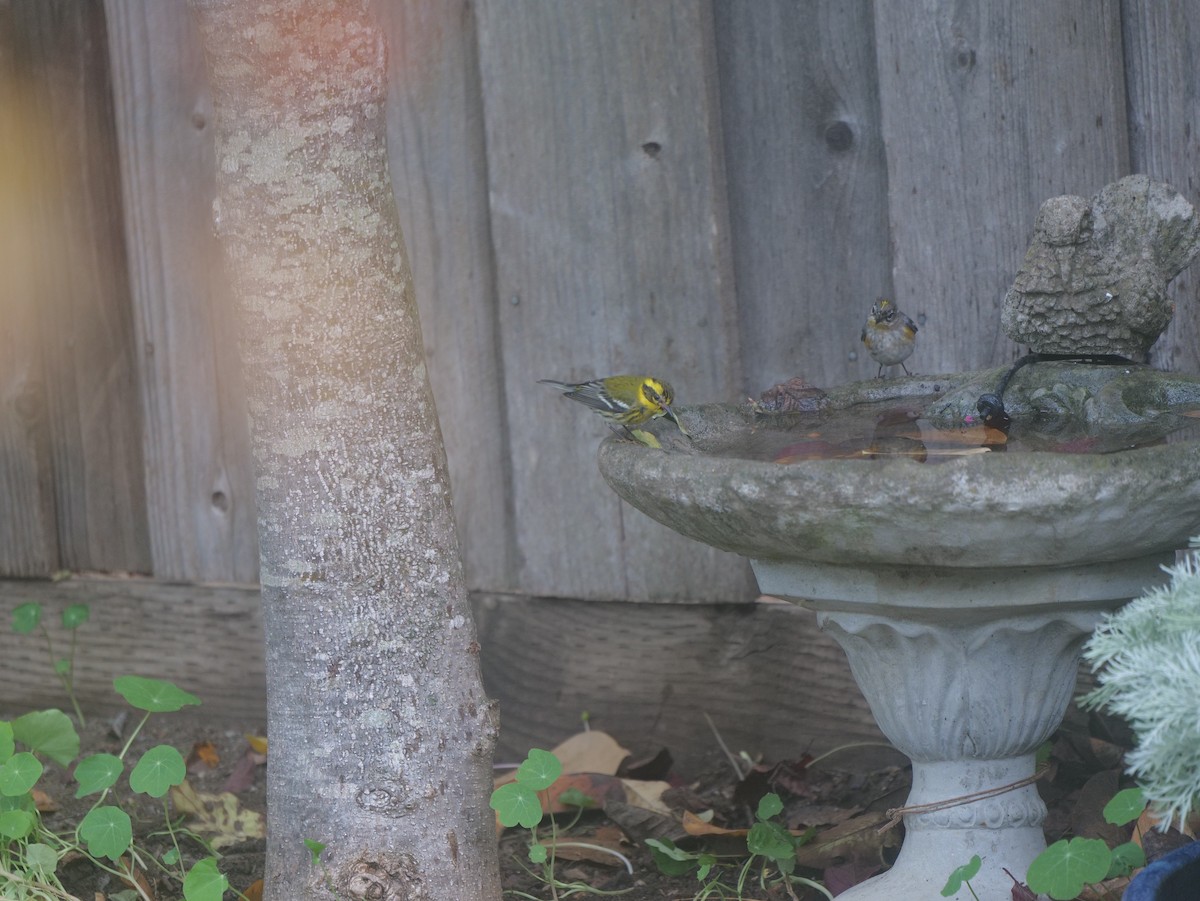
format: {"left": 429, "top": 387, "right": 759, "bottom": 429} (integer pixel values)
{"left": 539, "top": 375, "right": 689, "bottom": 437}
{"left": 861, "top": 297, "right": 919, "bottom": 377}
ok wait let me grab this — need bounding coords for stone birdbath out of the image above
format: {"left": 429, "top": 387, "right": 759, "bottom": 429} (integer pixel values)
{"left": 598, "top": 177, "right": 1200, "bottom": 899}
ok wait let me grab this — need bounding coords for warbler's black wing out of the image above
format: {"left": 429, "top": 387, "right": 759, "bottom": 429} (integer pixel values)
{"left": 538, "top": 379, "right": 632, "bottom": 415}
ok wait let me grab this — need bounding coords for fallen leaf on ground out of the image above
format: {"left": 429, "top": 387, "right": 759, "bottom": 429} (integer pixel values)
{"left": 32, "top": 788, "right": 58, "bottom": 812}
{"left": 245, "top": 734, "right": 268, "bottom": 755}
{"left": 221, "top": 744, "right": 267, "bottom": 794}
{"left": 793, "top": 811, "right": 896, "bottom": 869}
{"left": 187, "top": 740, "right": 220, "bottom": 772}
{"left": 170, "top": 780, "right": 265, "bottom": 849}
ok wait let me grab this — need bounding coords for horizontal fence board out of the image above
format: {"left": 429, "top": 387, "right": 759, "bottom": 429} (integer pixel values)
{"left": 0, "top": 579, "right": 886, "bottom": 772}
{"left": 873, "top": 0, "right": 1131, "bottom": 374}
{"left": 475, "top": 593, "right": 886, "bottom": 768}
{"left": 713, "top": 0, "right": 895, "bottom": 392}
{"left": 1124, "top": 4, "right": 1200, "bottom": 375}
{"left": 104, "top": 0, "right": 259, "bottom": 583}
{"left": 477, "top": 0, "right": 749, "bottom": 602}
{"left": 378, "top": 1, "right": 515, "bottom": 592}
{"left": 0, "top": 577, "right": 267, "bottom": 724}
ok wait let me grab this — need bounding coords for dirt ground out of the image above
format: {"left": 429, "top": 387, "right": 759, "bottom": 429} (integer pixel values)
{"left": 24, "top": 703, "right": 1190, "bottom": 900}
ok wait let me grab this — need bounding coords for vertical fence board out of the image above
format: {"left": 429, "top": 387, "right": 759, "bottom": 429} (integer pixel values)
{"left": 6, "top": 1, "right": 150, "bottom": 574}
{"left": 1124, "top": 6, "right": 1200, "bottom": 375}
{"left": 714, "top": 0, "right": 894, "bottom": 391}
{"left": 0, "top": 4, "right": 60, "bottom": 575}
{"left": 378, "top": 1, "right": 514, "bottom": 592}
{"left": 104, "top": 1, "right": 258, "bottom": 583}
{"left": 873, "top": 1, "right": 1129, "bottom": 373}
{"left": 478, "top": 1, "right": 751, "bottom": 602}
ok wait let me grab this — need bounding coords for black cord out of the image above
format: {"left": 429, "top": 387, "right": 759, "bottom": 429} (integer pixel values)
{"left": 975, "top": 352, "right": 1132, "bottom": 434}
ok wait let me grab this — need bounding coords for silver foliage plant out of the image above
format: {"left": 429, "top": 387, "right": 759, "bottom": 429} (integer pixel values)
{"left": 1081, "top": 540, "right": 1200, "bottom": 830}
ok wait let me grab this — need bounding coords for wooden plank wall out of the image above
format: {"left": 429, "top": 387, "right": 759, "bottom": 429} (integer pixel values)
{"left": 3, "top": 1, "right": 1200, "bottom": 756}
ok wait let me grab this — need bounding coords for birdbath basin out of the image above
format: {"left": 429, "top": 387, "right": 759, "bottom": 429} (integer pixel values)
{"left": 598, "top": 365, "right": 1200, "bottom": 900}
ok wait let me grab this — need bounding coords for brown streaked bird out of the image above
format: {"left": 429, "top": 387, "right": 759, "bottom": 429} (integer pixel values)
{"left": 861, "top": 297, "right": 918, "bottom": 377}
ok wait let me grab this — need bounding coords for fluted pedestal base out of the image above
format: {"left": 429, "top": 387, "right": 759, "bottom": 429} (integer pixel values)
{"left": 752, "top": 555, "right": 1172, "bottom": 900}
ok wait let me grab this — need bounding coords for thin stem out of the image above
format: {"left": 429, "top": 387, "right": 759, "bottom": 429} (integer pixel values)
{"left": 550, "top": 842, "right": 634, "bottom": 875}
{"left": 703, "top": 712, "right": 747, "bottom": 780}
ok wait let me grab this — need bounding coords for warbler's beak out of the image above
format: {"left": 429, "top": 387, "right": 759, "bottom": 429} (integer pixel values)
{"left": 663, "top": 405, "right": 691, "bottom": 438}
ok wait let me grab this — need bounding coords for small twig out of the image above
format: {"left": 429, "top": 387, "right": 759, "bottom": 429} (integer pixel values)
{"left": 806, "top": 741, "right": 904, "bottom": 769}
{"left": 703, "top": 712, "right": 747, "bottom": 780}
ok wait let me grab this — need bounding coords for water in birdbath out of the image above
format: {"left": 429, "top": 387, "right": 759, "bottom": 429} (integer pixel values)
{"left": 705, "top": 397, "right": 1200, "bottom": 465}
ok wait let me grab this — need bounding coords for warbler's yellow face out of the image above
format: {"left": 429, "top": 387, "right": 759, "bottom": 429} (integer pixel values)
{"left": 640, "top": 378, "right": 674, "bottom": 413}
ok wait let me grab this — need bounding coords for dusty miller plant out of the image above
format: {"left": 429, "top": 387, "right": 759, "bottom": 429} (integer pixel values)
{"left": 1081, "top": 538, "right": 1200, "bottom": 829}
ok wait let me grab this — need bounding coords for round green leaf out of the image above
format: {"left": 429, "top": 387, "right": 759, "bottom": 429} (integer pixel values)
{"left": 74, "top": 753, "right": 124, "bottom": 797}
{"left": 515, "top": 748, "right": 561, "bottom": 791}
{"left": 1107, "top": 840, "right": 1146, "bottom": 878}
{"left": 12, "top": 709, "right": 80, "bottom": 767}
{"left": 24, "top": 842, "right": 59, "bottom": 874}
{"left": 61, "top": 603, "right": 90, "bottom": 629}
{"left": 645, "top": 838, "right": 697, "bottom": 876}
{"left": 11, "top": 602, "right": 41, "bottom": 634}
{"left": 942, "top": 855, "right": 982, "bottom": 896}
{"left": 129, "top": 745, "right": 186, "bottom": 798}
{"left": 756, "top": 792, "right": 784, "bottom": 821}
{"left": 0, "top": 808, "right": 35, "bottom": 839}
{"left": 183, "top": 857, "right": 229, "bottom": 901}
{"left": 79, "top": 805, "right": 133, "bottom": 860}
{"left": 113, "top": 676, "right": 201, "bottom": 713}
{"left": 557, "top": 786, "right": 595, "bottom": 809}
{"left": 0, "top": 752, "right": 43, "bottom": 796}
{"left": 1026, "top": 837, "right": 1111, "bottom": 900}
{"left": 304, "top": 838, "right": 326, "bottom": 864}
{"left": 489, "top": 781, "right": 543, "bottom": 828}
{"left": 747, "top": 819, "right": 795, "bottom": 865}
{"left": 1103, "top": 787, "right": 1147, "bottom": 827}
{"left": 528, "top": 842, "right": 548, "bottom": 864}
{"left": 163, "top": 847, "right": 180, "bottom": 866}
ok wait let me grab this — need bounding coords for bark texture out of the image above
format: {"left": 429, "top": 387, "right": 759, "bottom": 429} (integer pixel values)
{"left": 187, "top": 1, "right": 501, "bottom": 897}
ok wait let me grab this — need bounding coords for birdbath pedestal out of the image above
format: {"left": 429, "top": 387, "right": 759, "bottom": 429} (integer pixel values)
{"left": 752, "top": 555, "right": 1168, "bottom": 899}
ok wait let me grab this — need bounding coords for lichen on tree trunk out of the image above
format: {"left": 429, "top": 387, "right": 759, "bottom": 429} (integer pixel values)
{"left": 187, "top": 1, "right": 501, "bottom": 898}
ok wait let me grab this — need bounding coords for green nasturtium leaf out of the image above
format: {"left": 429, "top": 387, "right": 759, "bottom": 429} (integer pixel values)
{"left": 12, "top": 709, "right": 80, "bottom": 767}
{"left": 942, "top": 854, "right": 982, "bottom": 897}
{"left": 113, "top": 676, "right": 201, "bottom": 713}
{"left": 756, "top": 792, "right": 784, "bottom": 821}
{"left": 79, "top": 805, "right": 133, "bottom": 860}
{"left": 130, "top": 745, "right": 186, "bottom": 798}
{"left": 515, "top": 748, "right": 561, "bottom": 791}
{"left": 74, "top": 753, "right": 124, "bottom": 797}
{"left": 11, "top": 602, "right": 41, "bottom": 634}
{"left": 1103, "top": 787, "right": 1147, "bottom": 827}
{"left": 0, "top": 808, "right": 35, "bottom": 840}
{"left": 61, "top": 603, "right": 90, "bottom": 629}
{"left": 489, "top": 782, "right": 543, "bottom": 829}
{"left": 1026, "top": 837, "right": 1111, "bottom": 900}
{"left": 182, "top": 857, "right": 229, "bottom": 901}
{"left": 0, "top": 752, "right": 44, "bottom": 796}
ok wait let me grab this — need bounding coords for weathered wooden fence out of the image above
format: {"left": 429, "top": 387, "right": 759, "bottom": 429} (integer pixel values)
{"left": 2, "top": 1, "right": 1197, "bottom": 767}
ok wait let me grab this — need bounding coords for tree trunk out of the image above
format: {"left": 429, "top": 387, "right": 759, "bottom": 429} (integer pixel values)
{"left": 187, "top": 1, "right": 502, "bottom": 898}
